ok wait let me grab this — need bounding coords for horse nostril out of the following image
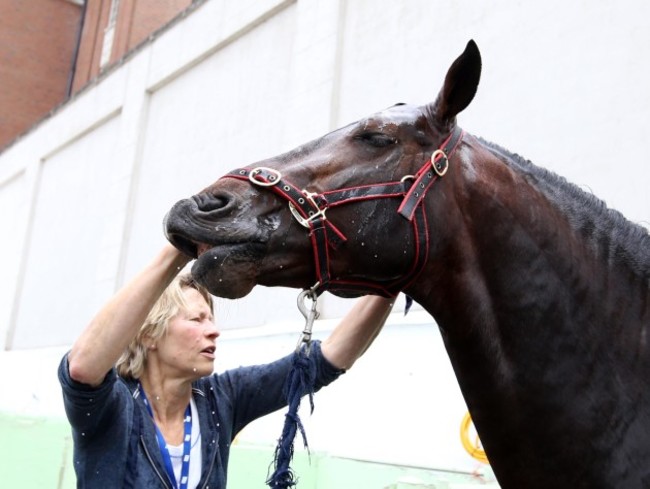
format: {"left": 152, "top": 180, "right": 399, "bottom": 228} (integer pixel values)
{"left": 194, "top": 191, "right": 232, "bottom": 213}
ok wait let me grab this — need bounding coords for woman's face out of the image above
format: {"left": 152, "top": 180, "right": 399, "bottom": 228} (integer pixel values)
{"left": 156, "top": 287, "right": 219, "bottom": 380}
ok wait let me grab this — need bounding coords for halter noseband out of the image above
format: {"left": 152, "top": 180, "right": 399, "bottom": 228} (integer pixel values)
{"left": 221, "top": 126, "right": 464, "bottom": 297}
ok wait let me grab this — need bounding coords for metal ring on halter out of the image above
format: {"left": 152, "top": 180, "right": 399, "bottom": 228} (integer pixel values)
{"left": 248, "top": 167, "right": 282, "bottom": 187}
{"left": 400, "top": 174, "right": 415, "bottom": 183}
{"left": 288, "top": 202, "right": 311, "bottom": 228}
{"left": 431, "top": 149, "right": 449, "bottom": 177}
{"left": 288, "top": 190, "right": 328, "bottom": 228}
{"left": 288, "top": 202, "right": 328, "bottom": 229}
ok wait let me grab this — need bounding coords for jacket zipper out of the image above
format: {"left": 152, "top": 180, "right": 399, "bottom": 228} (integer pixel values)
{"left": 140, "top": 435, "right": 172, "bottom": 489}
{"left": 199, "top": 442, "right": 218, "bottom": 489}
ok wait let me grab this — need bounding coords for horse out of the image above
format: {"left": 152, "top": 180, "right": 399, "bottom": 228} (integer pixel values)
{"left": 164, "top": 40, "right": 650, "bottom": 488}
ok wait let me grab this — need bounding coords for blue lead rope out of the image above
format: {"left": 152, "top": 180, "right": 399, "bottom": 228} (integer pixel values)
{"left": 266, "top": 344, "right": 317, "bottom": 488}
{"left": 267, "top": 288, "right": 320, "bottom": 489}
{"left": 405, "top": 295, "right": 414, "bottom": 315}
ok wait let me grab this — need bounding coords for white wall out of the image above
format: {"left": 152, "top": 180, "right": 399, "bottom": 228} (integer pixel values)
{"left": 1, "top": 0, "right": 648, "bottom": 474}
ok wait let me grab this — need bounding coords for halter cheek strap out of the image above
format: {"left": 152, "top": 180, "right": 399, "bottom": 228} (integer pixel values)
{"left": 398, "top": 127, "right": 463, "bottom": 220}
{"left": 221, "top": 126, "right": 464, "bottom": 297}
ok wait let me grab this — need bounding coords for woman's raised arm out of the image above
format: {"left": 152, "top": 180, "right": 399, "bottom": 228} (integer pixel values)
{"left": 67, "top": 245, "right": 190, "bottom": 386}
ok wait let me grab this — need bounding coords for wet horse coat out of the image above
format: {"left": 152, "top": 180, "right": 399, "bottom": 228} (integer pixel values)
{"left": 165, "top": 41, "right": 650, "bottom": 488}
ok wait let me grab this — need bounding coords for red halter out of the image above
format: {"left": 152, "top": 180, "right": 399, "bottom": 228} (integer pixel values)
{"left": 221, "top": 126, "right": 464, "bottom": 297}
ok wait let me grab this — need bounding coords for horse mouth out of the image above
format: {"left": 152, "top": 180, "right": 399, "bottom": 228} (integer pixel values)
{"left": 165, "top": 221, "right": 246, "bottom": 260}
{"left": 166, "top": 232, "right": 202, "bottom": 259}
{"left": 167, "top": 233, "right": 258, "bottom": 261}
{"left": 191, "top": 241, "right": 266, "bottom": 298}
{"left": 196, "top": 242, "right": 213, "bottom": 258}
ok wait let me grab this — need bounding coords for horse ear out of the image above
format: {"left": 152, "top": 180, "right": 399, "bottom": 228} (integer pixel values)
{"left": 429, "top": 40, "right": 482, "bottom": 127}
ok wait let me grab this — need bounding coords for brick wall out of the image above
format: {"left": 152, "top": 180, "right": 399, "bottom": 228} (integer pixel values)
{"left": 71, "top": 0, "right": 192, "bottom": 93}
{"left": 117, "top": 0, "right": 192, "bottom": 54}
{"left": 69, "top": 0, "right": 111, "bottom": 93}
{"left": 0, "top": 0, "right": 195, "bottom": 146}
{"left": 0, "top": 0, "right": 81, "bottom": 149}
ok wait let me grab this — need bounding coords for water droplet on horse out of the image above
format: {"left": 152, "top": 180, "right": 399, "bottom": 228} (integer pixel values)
{"left": 374, "top": 254, "right": 378, "bottom": 258}
{"left": 279, "top": 265, "right": 283, "bottom": 269}
{"left": 193, "top": 368, "right": 197, "bottom": 372}
{"left": 361, "top": 242, "right": 365, "bottom": 246}
{"left": 155, "top": 396, "right": 160, "bottom": 401}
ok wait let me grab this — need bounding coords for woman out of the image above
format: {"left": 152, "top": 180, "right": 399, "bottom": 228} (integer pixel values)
{"left": 59, "top": 244, "right": 394, "bottom": 488}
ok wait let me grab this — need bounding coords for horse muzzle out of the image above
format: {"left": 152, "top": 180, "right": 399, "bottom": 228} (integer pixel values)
{"left": 164, "top": 198, "right": 202, "bottom": 258}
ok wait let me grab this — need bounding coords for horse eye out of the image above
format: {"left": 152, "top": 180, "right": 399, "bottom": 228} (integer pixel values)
{"left": 356, "top": 133, "right": 397, "bottom": 148}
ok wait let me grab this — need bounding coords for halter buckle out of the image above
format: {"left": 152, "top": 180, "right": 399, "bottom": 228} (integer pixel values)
{"left": 431, "top": 150, "right": 449, "bottom": 177}
{"left": 248, "top": 167, "right": 282, "bottom": 187}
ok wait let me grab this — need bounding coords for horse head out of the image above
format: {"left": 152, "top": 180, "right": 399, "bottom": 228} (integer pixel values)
{"left": 165, "top": 40, "right": 481, "bottom": 300}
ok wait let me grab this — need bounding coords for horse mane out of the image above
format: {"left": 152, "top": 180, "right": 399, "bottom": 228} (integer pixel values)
{"left": 477, "top": 137, "right": 650, "bottom": 276}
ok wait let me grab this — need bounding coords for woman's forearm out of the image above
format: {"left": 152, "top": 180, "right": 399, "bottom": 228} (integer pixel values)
{"left": 321, "top": 295, "right": 394, "bottom": 370}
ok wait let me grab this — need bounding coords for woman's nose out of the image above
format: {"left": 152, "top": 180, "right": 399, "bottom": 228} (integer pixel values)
{"left": 205, "top": 321, "right": 220, "bottom": 339}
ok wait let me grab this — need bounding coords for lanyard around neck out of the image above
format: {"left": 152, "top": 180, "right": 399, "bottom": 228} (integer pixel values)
{"left": 138, "top": 383, "right": 192, "bottom": 489}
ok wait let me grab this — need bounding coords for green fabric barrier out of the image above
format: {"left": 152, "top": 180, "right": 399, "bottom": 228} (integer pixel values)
{"left": 228, "top": 443, "right": 498, "bottom": 488}
{"left": 0, "top": 413, "right": 497, "bottom": 488}
{"left": 0, "top": 413, "right": 75, "bottom": 489}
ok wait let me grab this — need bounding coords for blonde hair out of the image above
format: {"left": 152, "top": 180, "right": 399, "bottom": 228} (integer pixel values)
{"left": 116, "top": 273, "right": 214, "bottom": 379}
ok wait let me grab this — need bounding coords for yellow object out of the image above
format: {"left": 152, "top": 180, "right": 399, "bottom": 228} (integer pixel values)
{"left": 460, "top": 412, "right": 489, "bottom": 464}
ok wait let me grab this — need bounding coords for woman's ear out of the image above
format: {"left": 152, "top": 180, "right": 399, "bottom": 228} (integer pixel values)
{"left": 142, "top": 334, "right": 157, "bottom": 350}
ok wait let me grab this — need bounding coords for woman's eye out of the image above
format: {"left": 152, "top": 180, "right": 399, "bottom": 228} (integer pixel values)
{"left": 356, "top": 133, "right": 397, "bottom": 148}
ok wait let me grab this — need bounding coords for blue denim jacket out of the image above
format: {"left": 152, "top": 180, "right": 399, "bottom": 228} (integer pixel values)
{"left": 59, "top": 341, "right": 343, "bottom": 488}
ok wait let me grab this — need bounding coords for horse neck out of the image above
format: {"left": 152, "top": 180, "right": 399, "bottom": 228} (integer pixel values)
{"left": 405, "top": 137, "right": 650, "bottom": 486}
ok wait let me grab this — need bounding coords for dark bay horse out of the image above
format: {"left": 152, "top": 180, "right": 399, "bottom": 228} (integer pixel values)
{"left": 164, "top": 41, "right": 650, "bottom": 488}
